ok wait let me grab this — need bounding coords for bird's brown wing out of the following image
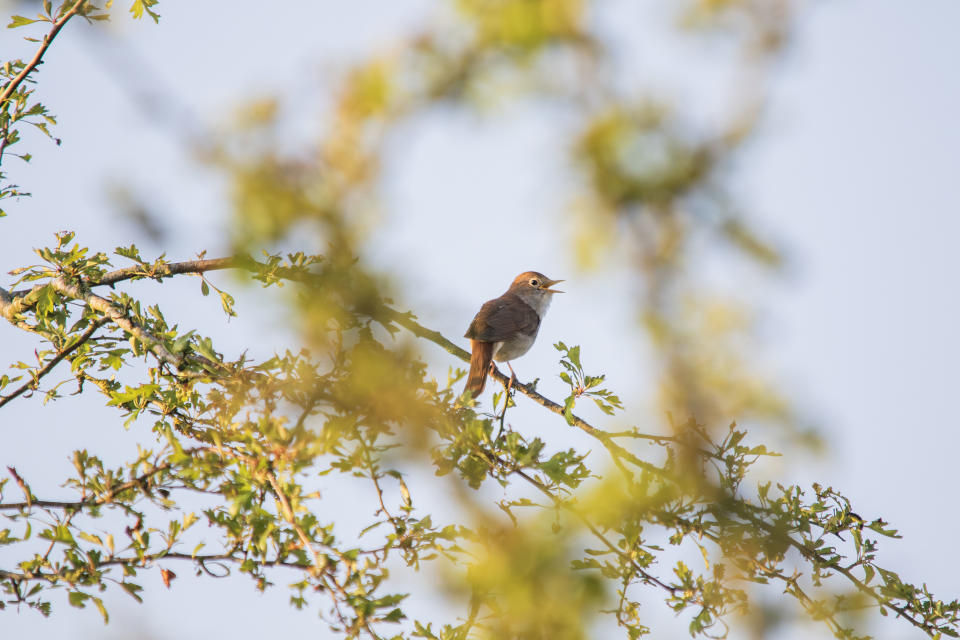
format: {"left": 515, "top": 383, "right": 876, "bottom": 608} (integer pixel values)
{"left": 464, "top": 293, "right": 540, "bottom": 341}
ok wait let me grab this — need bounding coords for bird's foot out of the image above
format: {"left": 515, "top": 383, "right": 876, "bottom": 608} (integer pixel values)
{"left": 506, "top": 362, "right": 519, "bottom": 388}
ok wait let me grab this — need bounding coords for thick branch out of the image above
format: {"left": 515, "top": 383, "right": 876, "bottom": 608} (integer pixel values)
{"left": 2, "top": 274, "right": 226, "bottom": 374}
{"left": 48, "top": 276, "right": 185, "bottom": 368}
{"left": 94, "top": 257, "right": 239, "bottom": 287}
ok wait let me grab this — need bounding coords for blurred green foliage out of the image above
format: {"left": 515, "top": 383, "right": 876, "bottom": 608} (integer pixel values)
{"left": 1, "top": 1, "right": 958, "bottom": 640}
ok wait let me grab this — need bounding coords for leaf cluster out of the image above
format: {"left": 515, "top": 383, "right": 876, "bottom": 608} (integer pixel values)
{"left": 1, "top": 239, "right": 955, "bottom": 639}
{"left": 1, "top": 1, "right": 159, "bottom": 215}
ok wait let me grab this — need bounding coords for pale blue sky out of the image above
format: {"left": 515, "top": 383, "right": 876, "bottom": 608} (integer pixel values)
{"left": 1, "top": 1, "right": 958, "bottom": 638}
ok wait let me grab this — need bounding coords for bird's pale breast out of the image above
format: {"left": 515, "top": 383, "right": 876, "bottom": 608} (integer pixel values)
{"left": 493, "top": 333, "right": 536, "bottom": 361}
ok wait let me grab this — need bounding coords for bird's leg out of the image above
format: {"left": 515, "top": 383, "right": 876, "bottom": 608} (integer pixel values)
{"left": 506, "top": 362, "right": 518, "bottom": 384}
{"left": 504, "top": 363, "right": 517, "bottom": 398}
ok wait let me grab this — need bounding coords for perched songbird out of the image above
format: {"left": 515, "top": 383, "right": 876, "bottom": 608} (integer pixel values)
{"left": 463, "top": 271, "right": 564, "bottom": 397}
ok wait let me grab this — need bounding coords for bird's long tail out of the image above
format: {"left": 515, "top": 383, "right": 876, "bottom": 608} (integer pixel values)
{"left": 465, "top": 340, "right": 493, "bottom": 398}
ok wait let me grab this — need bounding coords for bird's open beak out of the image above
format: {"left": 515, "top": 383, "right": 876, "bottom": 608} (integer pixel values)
{"left": 543, "top": 278, "right": 565, "bottom": 294}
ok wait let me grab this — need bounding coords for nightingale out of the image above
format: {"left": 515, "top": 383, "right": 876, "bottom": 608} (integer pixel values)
{"left": 463, "top": 271, "right": 564, "bottom": 398}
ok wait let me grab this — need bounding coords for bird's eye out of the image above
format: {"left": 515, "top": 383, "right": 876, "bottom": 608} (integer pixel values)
{"left": 530, "top": 279, "right": 540, "bottom": 287}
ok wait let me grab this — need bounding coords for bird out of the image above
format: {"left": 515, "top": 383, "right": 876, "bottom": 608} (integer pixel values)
{"left": 463, "top": 271, "right": 564, "bottom": 398}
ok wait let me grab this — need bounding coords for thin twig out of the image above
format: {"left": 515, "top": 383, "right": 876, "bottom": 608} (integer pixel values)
{"left": 0, "top": 318, "right": 105, "bottom": 409}
{"left": 0, "top": 3, "right": 85, "bottom": 107}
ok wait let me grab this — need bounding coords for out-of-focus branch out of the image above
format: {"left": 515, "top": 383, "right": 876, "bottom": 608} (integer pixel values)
{"left": 477, "top": 444, "right": 680, "bottom": 596}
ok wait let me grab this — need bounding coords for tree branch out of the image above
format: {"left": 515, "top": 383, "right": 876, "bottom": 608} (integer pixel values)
{"left": 0, "top": 551, "right": 310, "bottom": 585}
{"left": 0, "top": 447, "right": 205, "bottom": 514}
{"left": 48, "top": 276, "right": 186, "bottom": 368}
{"left": 0, "top": 255, "right": 711, "bottom": 469}
{"left": 478, "top": 445, "right": 680, "bottom": 596}
{"left": 3, "top": 275, "right": 226, "bottom": 374}
{"left": 0, "top": 1, "right": 85, "bottom": 163}
{"left": 2, "top": 253, "right": 955, "bottom": 637}
{"left": 1, "top": 9, "right": 76, "bottom": 104}
{"left": 0, "top": 317, "right": 105, "bottom": 409}
{"left": 94, "top": 257, "right": 240, "bottom": 287}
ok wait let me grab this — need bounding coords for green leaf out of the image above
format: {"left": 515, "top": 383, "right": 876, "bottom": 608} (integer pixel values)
{"left": 170, "top": 331, "right": 194, "bottom": 354}
{"left": 115, "top": 244, "right": 144, "bottom": 263}
{"left": 193, "top": 336, "right": 220, "bottom": 363}
{"left": 39, "top": 524, "right": 75, "bottom": 544}
{"left": 77, "top": 531, "right": 103, "bottom": 547}
{"left": 92, "top": 596, "right": 108, "bottom": 623}
{"left": 219, "top": 290, "right": 236, "bottom": 316}
{"left": 34, "top": 285, "right": 58, "bottom": 318}
{"left": 129, "top": 0, "right": 161, "bottom": 23}
{"left": 120, "top": 582, "right": 143, "bottom": 603}
{"left": 68, "top": 591, "right": 89, "bottom": 608}
{"left": 7, "top": 15, "right": 38, "bottom": 28}
{"left": 568, "top": 345, "right": 582, "bottom": 371}
{"left": 383, "top": 607, "right": 405, "bottom": 622}
{"left": 563, "top": 395, "right": 576, "bottom": 425}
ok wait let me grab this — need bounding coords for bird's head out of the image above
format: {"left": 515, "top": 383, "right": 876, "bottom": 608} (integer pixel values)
{"left": 510, "top": 271, "right": 564, "bottom": 295}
